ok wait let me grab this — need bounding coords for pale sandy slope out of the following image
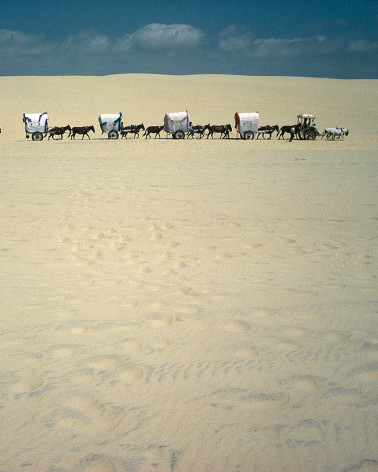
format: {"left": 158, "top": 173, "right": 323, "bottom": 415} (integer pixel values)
{"left": 0, "top": 75, "right": 377, "bottom": 472}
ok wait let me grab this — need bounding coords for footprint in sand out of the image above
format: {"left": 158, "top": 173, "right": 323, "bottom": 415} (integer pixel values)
{"left": 151, "top": 338, "right": 173, "bottom": 349}
{"left": 94, "top": 232, "right": 105, "bottom": 240}
{"left": 64, "top": 395, "right": 111, "bottom": 421}
{"left": 73, "top": 454, "right": 124, "bottom": 472}
{"left": 245, "top": 243, "right": 263, "bottom": 249}
{"left": 162, "top": 222, "right": 174, "bottom": 230}
{"left": 176, "top": 304, "right": 201, "bottom": 314}
{"left": 149, "top": 315, "right": 174, "bottom": 327}
{"left": 210, "top": 389, "right": 288, "bottom": 410}
{"left": 72, "top": 254, "right": 95, "bottom": 267}
{"left": 91, "top": 356, "right": 124, "bottom": 370}
{"left": 119, "top": 367, "right": 144, "bottom": 383}
{"left": 175, "top": 286, "right": 193, "bottom": 295}
{"left": 149, "top": 283, "right": 167, "bottom": 292}
{"left": 150, "top": 233, "right": 163, "bottom": 240}
{"left": 164, "top": 241, "right": 180, "bottom": 248}
{"left": 109, "top": 241, "right": 125, "bottom": 251}
{"left": 149, "top": 299, "right": 167, "bottom": 310}
{"left": 224, "top": 320, "right": 251, "bottom": 332}
{"left": 215, "top": 253, "right": 233, "bottom": 261}
{"left": 240, "top": 392, "right": 289, "bottom": 409}
{"left": 278, "top": 237, "right": 296, "bottom": 244}
{"left": 12, "top": 376, "right": 44, "bottom": 394}
{"left": 253, "top": 308, "right": 276, "bottom": 318}
{"left": 234, "top": 346, "right": 259, "bottom": 358}
{"left": 279, "top": 375, "right": 328, "bottom": 391}
{"left": 283, "top": 327, "right": 310, "bottom": 338}
{"left": 118, "top": 235, "right": 131, "bottom": 242}
{"left": 345, "top": 363, "right": 378, "bottom": 381}
{"left": 122, "top": 339, "right": 144, "bottom": 352}
{"left": 322, "top": 331, "right": 351, "bottom": 343}
{"left": 51, "top": 346, "right": 79, "bottom": 359}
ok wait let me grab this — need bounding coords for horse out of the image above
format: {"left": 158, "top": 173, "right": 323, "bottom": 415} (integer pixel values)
{"left": 69, "top": 125, "right": 95, "bottom": 140}
{"left": 321, "top": 127, "right": 349, "bottom": 140}
{"left": 257, "top": 124, "right": 279, "bottom": 140}
{"left": 47, "top": 125, "right": 71, "bottom": 140}
{"left": 187, "top": 124, "right": 205, "bottom": 139}
{"left": 277, "top": 124, "right": 300, "bottom": 140}
{"left": 120, "top": 123, "right": 145, "bottom": 139}
{"left": 143, "top": 125, "right": 164, "bottom": 139}
{"left": 204, "top": 124, "right": 232, "bottom": 139}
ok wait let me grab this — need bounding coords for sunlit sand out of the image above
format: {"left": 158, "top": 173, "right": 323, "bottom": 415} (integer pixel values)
{"left": 0, "top": 74, "right": 377, "bottom": 472}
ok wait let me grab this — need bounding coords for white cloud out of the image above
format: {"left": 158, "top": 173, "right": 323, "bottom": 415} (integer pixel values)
{"left": 252, "top": 37, "right": 304, "bottom": 58}
{"left": 218, "top": 33, "right": 252, "bottom": 53}
{"left": 62, "top": 30, "right": 110, "bottom": 54}
{"left": 218, "top": 30, "right": 341, "bottom": 59}
{"left": 0, "top": 29, "right": 50, "bottom": 56}
{"left": 128, "top": 23, "right": 204, "bottom": 51}
{"left": 349, "top": 39, "right": 378, "bottom": 52}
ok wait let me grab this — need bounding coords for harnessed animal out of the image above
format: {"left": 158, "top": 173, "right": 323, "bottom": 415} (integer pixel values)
{"left": 204, "top": 124, "right": 232, "bottom": 139}
{"left": 47, "top": 125, "right": 71, "bottom": 140}
{"left": 143, "top": 125, "right": 164, "bottom": 139}
{"left": 69, "top": 126, "right": 95, "bottom": 140}
{"left": 321, "top": 128, "right": 349, "bottom": 140}
{"left": 187, "top": 124, "right": 205, "bottom": 139}
{"left": 257, "top": 125, "right": 279, "bottom": 140}
{"left": 277, "top": 124, "right": 300, "bottom": 140}
{"left": 120, "top": 123, "right": 145, "bottom": 139}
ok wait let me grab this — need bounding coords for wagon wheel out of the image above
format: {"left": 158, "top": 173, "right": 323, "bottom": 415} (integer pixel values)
{"left": 244, "top": 131, "right": 254, "bottom": 140}
{"left": 32, "top": 132, "right": 43, "bottom": 141}
{"left": 298, "top": 129, "right": 306, "bottom": 140}
{"left": 108, "top": 130, "right": 119, "bottom": 139}
{"left": 304, "top": 129, "right": 316, "bottom": 140}
{"left": 174, "top": 130, "right": 185, "bottom": 140}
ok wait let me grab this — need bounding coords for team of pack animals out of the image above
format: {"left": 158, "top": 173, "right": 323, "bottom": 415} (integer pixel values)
{"left": 44, "top": 123, "right": 349, "bottom": 140}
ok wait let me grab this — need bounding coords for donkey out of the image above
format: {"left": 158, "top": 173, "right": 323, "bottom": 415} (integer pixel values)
{"left": 47, "top": 125, "right": 71, "bottom": 140}
{"left": 187, "top": 124, "right": 206, "bottom": 139}
{"left": 69, "top": 125, "right": 95, "bottom": 140}
{"left": 278, "top": 124, "right": 299, "bottom": 140}
{"left": 257, "top": 124, "right": 279, "bottom": 140}
{"left": 120, "top": 123, "right": 145, "bottom": 139}
{"left": 205, "top": 124, "right": 232, "bottom": 139}
{"left": 143, "top": 125, "right": 164, "bottom": 139}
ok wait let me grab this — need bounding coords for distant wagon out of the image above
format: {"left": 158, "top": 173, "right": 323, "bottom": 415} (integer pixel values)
{"left": 23, "top": 112, "right": 48, "bottom": 141}
{"left": 163, "top": 110, "right": 189, "bottom": 139}
{"left": 99, "top": 113, "right": 123, "bottom": 139}
{"left": 234, "top": 112, "right": 259, "bottom": 140}
{"left": 297, "top": 114, "right": 318, "bottom": 140}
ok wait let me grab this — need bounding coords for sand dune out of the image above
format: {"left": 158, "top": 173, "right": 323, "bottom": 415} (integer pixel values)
{"left": 0, "top": 75, "right": 377, "bottom": 471}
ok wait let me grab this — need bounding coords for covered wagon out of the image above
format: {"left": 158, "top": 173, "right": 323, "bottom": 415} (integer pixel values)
{"left": 234, "top": 112, "right": 259, "bottom": 140}
{"left": 23, "top": 112, "right": 48, "bottom": 141}
{"left": 163, "top": 110, "right": 189, "bottom": 139}
{"left": 98, "top": 113, "right": 123, "bottom": 139}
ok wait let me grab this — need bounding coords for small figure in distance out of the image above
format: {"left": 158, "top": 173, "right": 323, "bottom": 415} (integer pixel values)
{"left": 289, "top": 125, "right": 296, "bottom": 142}
{"left": 188, "top": 121, "right": 195, "bottom": 138}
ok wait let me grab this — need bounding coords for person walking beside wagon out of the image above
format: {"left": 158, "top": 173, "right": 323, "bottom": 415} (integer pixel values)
{"left": 289, "top": 125, "right": 296, "bottom": 142}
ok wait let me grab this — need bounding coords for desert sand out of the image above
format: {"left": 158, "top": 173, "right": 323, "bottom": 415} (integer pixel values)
{"left": 0, "top": 74, "right": 377, "bottom": 472}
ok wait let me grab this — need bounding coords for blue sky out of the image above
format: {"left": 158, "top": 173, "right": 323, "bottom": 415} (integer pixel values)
{"left": 0, "top": 0, "right": 377, "bottom": 78}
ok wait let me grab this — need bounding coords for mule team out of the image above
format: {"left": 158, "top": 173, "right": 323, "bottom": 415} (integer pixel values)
{"left": 46, "top": 123, "right": 349, "bottom": 140}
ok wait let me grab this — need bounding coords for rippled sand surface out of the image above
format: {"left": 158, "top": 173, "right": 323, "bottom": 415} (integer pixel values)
{"left": 0, "top": 75, "right": 377, "bottom": 471}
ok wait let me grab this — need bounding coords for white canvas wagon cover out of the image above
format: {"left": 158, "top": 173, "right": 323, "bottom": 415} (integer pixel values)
{"left": 23, "top": 112, "right": 48, "bottom": 133}
{"left": 235, "top": 112, "right": 259, "bottom": 134}
{"left": 164, "top": 110, "right": 189, "bottom": 134}
{"left": 99, "top": 113, "right": 123, "bottom": 133}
